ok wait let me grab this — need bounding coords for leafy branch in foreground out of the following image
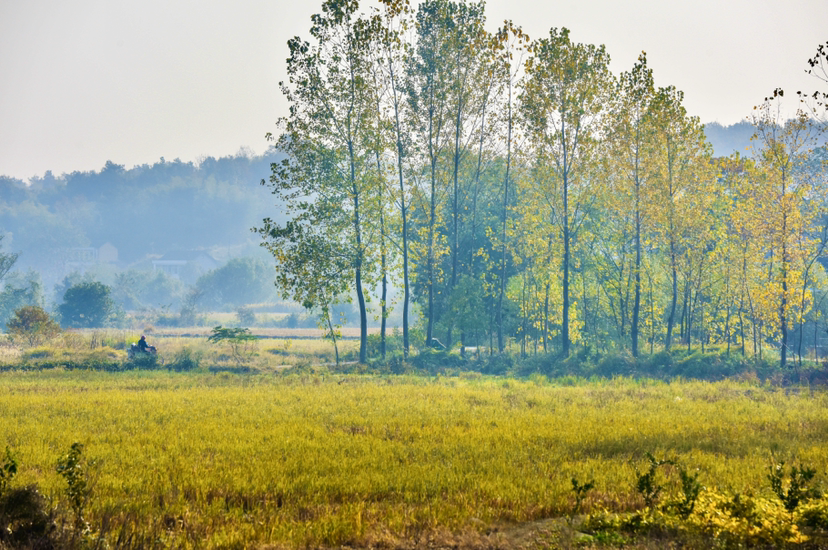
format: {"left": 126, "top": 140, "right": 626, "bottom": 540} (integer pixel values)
{"left": 671, "top": 466, "right": 703, "bottom": 519}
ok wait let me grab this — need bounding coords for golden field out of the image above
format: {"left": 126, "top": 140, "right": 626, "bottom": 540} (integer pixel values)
{"left": 2, "top": 368, "right": 828, "bottom": 548}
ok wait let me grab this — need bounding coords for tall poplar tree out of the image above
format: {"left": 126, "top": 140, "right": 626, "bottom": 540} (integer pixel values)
{"left": 609, "top": 53, "right": 657, "bottom": 357}
{"left": 258, "top": 0, "right": 380, "bottom": 363}
{"left": 521, "top": 27, "right": 612, "bottom": 357}
{"left": 751, "top": 103, "right": 824, "bottom": 367}
{"left": 648, "top": 85, "right": 712, "bottom": 350}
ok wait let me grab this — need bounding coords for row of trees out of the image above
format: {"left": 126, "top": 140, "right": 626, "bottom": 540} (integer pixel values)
{"left": 0, "top": 253, "right": 278, "bottom": 331}
{"left": 0, "top": 150, "right": 282, "bottom": 286}
{"left": 258, "top": 0, "right": 828, "bottom": 367}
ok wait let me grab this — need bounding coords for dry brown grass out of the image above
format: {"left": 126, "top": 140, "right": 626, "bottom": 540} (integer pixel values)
{"left": 144, "top": 326, "right": 383, "bottom": 339}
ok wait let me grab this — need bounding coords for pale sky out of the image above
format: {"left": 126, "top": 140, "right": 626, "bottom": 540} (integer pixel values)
{"left": 0, "top": 0, "right": 824, "bottom": 181}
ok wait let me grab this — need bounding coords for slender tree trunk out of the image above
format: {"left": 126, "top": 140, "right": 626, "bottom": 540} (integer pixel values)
{"left": 543, "top": 283, "right": 550, "bottom": 353}
{"left": 780, "top": 210, "right": 788, "bottom": 368}
{"left": 815, "top": 310, "right": 820, "bottom": 362}
{"left": 581, "top": 275, "right": 588, "bottom": 349}
{"left": 631, "top": 161, "right": 641, "bottom": 358}
{"left": 387, "top": 55, "right": 410, "bottom": 358}
{"left": 326, "top": 307, "right": 340, "bottom": 367}
{"left": 380, "top": 211, "right": 388, "bottom": 360}
{"left": 521, "top": 274, "right": 527, "bottom": 358}
{"left": 648, "top": 271, "right": 655, "bottom": 354}
{"left": 561, "top": 118, "right": 571, "bottom": 357}
{"left": 373, "top": 149, "right": 388, "bottom": 361}
{"left": 350, "top": 144, "right": 368, "bottom": 364}
{"left": 425, "top": 94, "right": 438, "bottom": 348}
{"left": 665, "top": 244, "right": 678, "bottom": 351}
{"left": 498, "top": 80, "right": 513, "bottom": 353}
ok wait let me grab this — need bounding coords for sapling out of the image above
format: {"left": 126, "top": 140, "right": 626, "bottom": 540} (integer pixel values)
{"left": 56, "top": 443, "right": 97, "bottom": 531}
{"left": 0, "top": 447, "right": 17, "bottom": 496}
{"left": 672, "top": 467, "right": 702, "bottom": 519}
{"left": 208, "top": 325, "right": 258, "bottom": 366}
{"left": 768, "top": 459, "right": 821, "bottom": 514}
{"left": 570, "top": 476, "right": 595, "bottom": 520}
{"left": 636, "top": 452, "right": 673, "bottom": 510}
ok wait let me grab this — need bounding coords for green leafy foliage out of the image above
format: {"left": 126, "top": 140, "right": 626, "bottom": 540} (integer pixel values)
{"left": 0, "top": 270, "right": 43, "bottom": 327}
{"left": 0, "top": 236, "right": 17, "bottom": 283}
{"left": 672, "top": 467, "right": 703, "bottom": 519}
{"left": 0, "top": 447, "right": 17, "bottom": 496}
{"left": 636, "top": 452, "right": 674, "bottom": 510}
{"left": 56, "top": 442, "right": 96, "bottom": 530}
{"left": 769, "top": 459, "right": 822, "bottom": 514}
{"left": 57, "top": 281, "right": 115, "bottom": 328}
{"left": 570, "top": 476, "right": 595, "bottom": 519}
{"left": 196, "top": 257, "right": 275, "bottom": 310}
{"left": 208, "top": 325, "right": 258, "bottom": 366}
{"left": 5, "top": 305, "right": 61, "bottom": 347}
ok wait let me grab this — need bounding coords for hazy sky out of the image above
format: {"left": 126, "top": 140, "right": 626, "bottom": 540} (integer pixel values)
{"left": 0, "top": 0, "right": 824, "bottom": 181}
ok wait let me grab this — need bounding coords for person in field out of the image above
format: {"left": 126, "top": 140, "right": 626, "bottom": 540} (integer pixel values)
{"left": 137, "top": 335, "right": 150, "bottom": 352}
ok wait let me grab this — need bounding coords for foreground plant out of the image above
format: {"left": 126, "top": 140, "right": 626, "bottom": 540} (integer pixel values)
{"left": 56, "top": 442, "right": 97, "bottom": 531}
{"left": 769, "top": 459, "right": 822, "bottom": 514}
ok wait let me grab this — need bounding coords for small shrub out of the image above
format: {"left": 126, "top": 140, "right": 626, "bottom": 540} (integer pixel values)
{"left": 168, "top": 347, "right": 200, "bottom": 372}
{"left": 125, "top": 352, "right": 161, "bottom": 371}
{"left": 571, "top": 476, "right": 595, "bottom": 519}
{"left": 799, "top": 501, "right": 828, "bottom": 529}
{"left": 643, "top": 350, "right": 673, "bottom": 372}
{"left": 595, "top": 352, "right": 636, "bottom": 378}
{"left": 208, "top": 326, "right": 258, "bottom": 366}
{"left": 21, "top": 347, "right": 55, "bottom": 360}
{"left": 0, "top": 447, "right": 17, "bottom": 495}
{"left": 481, "top": 353, "right": 513, "bottom": 375}
{"left": 236, "top": 306, "right": 256, "bottom": 326}
{"left": 5, "top": 305, "right": 61, "bottom": 347}
{"left": 56, "top": 442, "right": 97, "bottom": 531}
{"left": 0, "top": 485, "right": 54, "bottom": 548}
{"left": 768, "top": 459, "right": 821, "bottom": 514}
{"left": 636, "top": 452, "right": 673, "bottom": 510}
{"left": 409, "top": 349, "right": 465, "bottom": 374}
{"left": 671, "top": 467, "right": 703, "bottom": 519}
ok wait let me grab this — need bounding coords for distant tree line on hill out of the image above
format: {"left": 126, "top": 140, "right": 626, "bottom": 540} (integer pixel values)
{"left": 0, "top": 149, "right": 285, "bottom": 269}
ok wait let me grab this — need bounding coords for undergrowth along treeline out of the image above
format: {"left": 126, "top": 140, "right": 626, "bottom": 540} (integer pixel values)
{"left": 2, "top": 372, "right": 828, "bottom": 547}
{"left": 4, "top": 327, "right": 828, "bottom": 388}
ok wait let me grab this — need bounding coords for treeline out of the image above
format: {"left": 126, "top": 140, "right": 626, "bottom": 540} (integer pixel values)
{"left": 0, "top": 149, "right": 284, "bottom": 268}
{"left": 259, "top": 0, "right": 828, "bottom": 367}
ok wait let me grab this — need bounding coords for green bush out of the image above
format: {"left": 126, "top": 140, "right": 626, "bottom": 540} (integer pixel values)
{"left": 5, "top": 305, "right": 61, "bottom": 347}
{"left": 595, "top": 352, "right": 636, "bottom": 377}
{"left": 167, "top": 347, "right": 200, "bottom": 372}
{"left": 409, "top": 349, "right": 466, "bottom": 374}
{"left": 57, "top": 281, "right": 115, "bottom": 328}
{"left": 124, "top": 353, "right": 161, "bottom": 371}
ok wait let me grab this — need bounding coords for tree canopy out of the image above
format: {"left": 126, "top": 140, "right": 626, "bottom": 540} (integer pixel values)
{"left": 259, "top": 0, "right": 828, "bottom": 365}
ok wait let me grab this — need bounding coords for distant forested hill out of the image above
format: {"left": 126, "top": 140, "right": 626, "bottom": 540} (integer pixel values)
{"left": 703, "top": 121, "right": 755, "bottom": 157}
{"left": 0, "top": 150, "right": 285, "bottom": 278}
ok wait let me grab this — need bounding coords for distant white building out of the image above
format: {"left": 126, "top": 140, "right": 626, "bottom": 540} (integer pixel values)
{"left": 64, "top": 242, "right": 119, "bottom": 272}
